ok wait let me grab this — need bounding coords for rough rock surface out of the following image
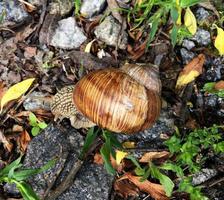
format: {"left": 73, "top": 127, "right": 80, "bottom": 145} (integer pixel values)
{"left": 192, "top": 28, "right": 211, "bottom": 46}
{"left": 80, "top": 0, "right": 106, "bottom": 18}
{"left": 94, "top": 16, "right": 128, "bottom": 49}
{"left": 50, "top": 17, "right": 87, "bottom": 49}
{"left": 49, "top": 0, "right": 74, "bottom": 16}
{"left": 180, "top": 48, "right": 195, "bottom": 64}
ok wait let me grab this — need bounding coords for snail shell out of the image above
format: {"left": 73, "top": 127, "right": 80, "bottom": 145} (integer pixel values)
{"left": 73, "top": 64, "right": 161, "bottom": 133}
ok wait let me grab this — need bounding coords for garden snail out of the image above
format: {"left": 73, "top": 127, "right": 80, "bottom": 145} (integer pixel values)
{"left": 51, "top": 63, "right": 161, "bottom": 134}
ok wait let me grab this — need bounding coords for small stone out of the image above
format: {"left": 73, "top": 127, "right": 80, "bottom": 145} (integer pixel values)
{"left": 80, "top": 0, "right": 106, "bottom": 18}
{"left": 0, "top": 1, "right": 29, "bottom": 26}
{"left": 50, "top": 17, "right": 87, "bottom": 49}
{"left": 196, "top": 7, "right": 210, "bottom": 21}
{"left": 180, "top": 48, "right": 195, "bottom": 64}
{"left": 94, "top": 15, "right": 128, "bottom": 49}
{"left": 204, "top": 94, "right": 218, "bottom": 108}
{"left": 192, "top": 28, "right": 211, "bottom": 46}
{"left": 49, "top": 0, "right": 74, "bottom": 16}
{"left": 182, "top": 39, "right": 195, "bottom": 50}
{"left": 192, "top": 168, "right": 217, "bottom": 185}
{"left": 23, "top": 91, "right": 51, "bottom": 111}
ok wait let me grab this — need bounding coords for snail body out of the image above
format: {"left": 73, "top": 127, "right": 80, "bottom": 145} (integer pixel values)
{"left": 51, "top": 64, "right": 161, "bottom": 134}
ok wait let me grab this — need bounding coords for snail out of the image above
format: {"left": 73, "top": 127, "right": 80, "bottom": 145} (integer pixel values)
{"left": 51, "top": 63, "right": 161, "bottom": 134}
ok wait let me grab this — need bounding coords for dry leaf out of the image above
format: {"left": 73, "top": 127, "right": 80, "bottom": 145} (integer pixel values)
{"left": 0, "top": 81, "right": 6, "bottom": 101}
{"left": 94, "top": 153, "right": 104, "bottom": 165}
{"left": 0, "top": 130, "right": 13, "bottom": 152}
{"left": 214, "top": 80, "right": 224, "bottom": 90}
{"left": 107, "top": 0, "right": 123, "bottom": 24}
{"left": 214, "top": 25, "right": 224, "bottom": 55}
{"left": 12, "top": 125, "right": 24, "bottom": 132}
{"left": 139, "top": 151, "right": 169, "bottom": 163}
{"left": 84, "top": 39, "right": 96, "bottom": 53}
{"left": 17, "top": 130, "right": 31, "bottom": 152}
{"left": 119, "top": 173, "right": 169, "bottom": 200}
{"left": 122, "top": 141, "right": 135, "bottom": 148}
{"left": 176, "top": 54, "right": 205, "bottom": 89}
{"left": 184, "top": 7, "right": 197, "bottom": 35}
{"left": 18, "top": 0, "right": 36, "bottom": 12}
{"left": 24, "top": 46, "right": 37, "bottom": 58}
{"left": 114, "top": 179, "right": 139, "bottom": 198}
{"left": 116, "top": 150, "right": 128, "bottom": 165}
{"left": 0, "top": 78, "right": 35, "bottom": 112}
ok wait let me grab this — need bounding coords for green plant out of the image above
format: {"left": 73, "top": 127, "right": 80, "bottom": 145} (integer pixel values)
{"left": 74, "top": 0, "right": 81, "bottom": 15}
{"left": 203, "top": 82, "right": 224, "bottom": 98}
{"left": 29, "top": 112, "right": 47, "bottom": 136}
{"left": 0, "top": 155, "right": 55, "bottom": 200}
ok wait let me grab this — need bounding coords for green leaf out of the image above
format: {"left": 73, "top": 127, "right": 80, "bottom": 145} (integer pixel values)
{"left": 164, "top": 135, "right": 181, "bottom": 154}
{"left": 0, "top": 156, "right": 22, "bottom": 177}
{"left": 171, "top": 6, "right": 179, "bottom": 22}
{"left": 149, "top": 18, "right": 159, "bottom": 43}
{"left": 15, "top": 180, "right": 40, "bottom": 200}
{"left": 171, "top": 25, "right": 178, "bottom": 47}
{"left": 100, "top": 144, "right": 115, "bottom": 175}
{"left": 31, "top": 127, "right": 40, "bottom": 136}
{"left": 38, "top": 122, "right": 48, "bottom": 129}
{"left": 79, "top": 127, "right": 99, "bottom": 159}
{"left": 160, "top": 162, "right": 184, "bottom": 177}
{"left": 74, "top": 0, "right": 81, "bottom": 15}
{"left": 126, "top": 155, "right": 142, "bottom": 169}
{"left": 202, "top": 82, "right": 216, "bottom": 93}
{"left": 150, "top": 163, "right": 174, "bottom": 197}
{"left": 213, "top": 141, "right": 224, "bottom": 153}
{"left": 29, "top": 112, "right": 38, "bottom": 126}
{"left": 179, "top": 0, "right": 202, "bottom": 8}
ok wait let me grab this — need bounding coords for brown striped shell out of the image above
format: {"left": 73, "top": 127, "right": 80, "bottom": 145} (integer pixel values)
{"left": 73, "top": 65, "right": 161, "bottom": 134}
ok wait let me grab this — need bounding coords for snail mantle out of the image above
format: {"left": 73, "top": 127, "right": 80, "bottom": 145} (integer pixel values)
{"left": 51, "top": 63, "right": 161, "bottom": 134}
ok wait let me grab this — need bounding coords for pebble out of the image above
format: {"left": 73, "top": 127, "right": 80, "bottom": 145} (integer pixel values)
{"left": 94, "top": 15, "right": 128, "bottom": 49}
{"left": 192, "top": 28, "right": 211, "bottom": 46}
{"left": 50, "top": 17, "right": 87, "bottom": 49}
{"left": 49, "top": 0, "right": 74, "bottom": 16}
{"left": 80, "top": 0, "right": 106, "bottom": 18}
{"left": 180, "top": 48, "right": 195, "bottom": 64}
{"left": 192, "top": 168, "right": 217, "bottom": 185}
{"left": 182, "top": 39, "right": 195, "bottom": 50}
{"left": 196, "top": 7, "right": 210, "bottom": 21}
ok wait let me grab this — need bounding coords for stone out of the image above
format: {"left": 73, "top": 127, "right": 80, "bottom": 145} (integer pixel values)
{"left": 49, "top": 0, "right": 74, "bottom": 16}
{"left": 57, "top": 163, "right": 114, "bottom": 200}
{"left": 182, "top": 39, "right": 195, "bottom": 50}
{"left": 80, "top": 0, "right": 106, "bottom": 18}
{"left": 94, "top": 15, "right": 128, "bottom": 49}
{"left": 192, "top": 28, "right": 211, "bottom": 46}
{"left": 196, "top": 7, "right": 210, "bottom": 21}
{"left": 0, "top": 0, "right": 29, "bottom": 27}
{"left": 192, "top": 168, "right": 217, "bottom": 185}
{"left": 23, "top": 91, "right": 51, "bottom": 111}
{"left": 50, "top": 17, "right": 87, "bottom": 49}
{"left": 180, "top": 48, "right": 195, "bottom": 64}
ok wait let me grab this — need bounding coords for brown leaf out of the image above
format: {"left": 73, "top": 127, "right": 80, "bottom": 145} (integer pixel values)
{"left": 120, "top": 173, "right": 169, "bottom": 200}
{"left": 127, "top": 40, "right": 147, "bottom": 60}
{"left": 0, "top": 130, "right": 13, "bottom": 152}
{"left": 114, "top": 179, "right": 139, "bottom": 198}
{"left": 176, "top": 54, "right": 205, "bottom": 89}
{"left": 93, "top": 153, "right": 104, "bottom": 165}
{"left": 24, "top": 46, "right": 37, "bottom": 59}
{"left": 0, "top": 81, "right": 6, "bottom": 101}
{"left": 17, "top": 130, "right": 31, "bottom": 153}
{"left": 139, "top": 151, "right": 170, "bottom": 163}
{"left": 214, "top": 80, "right": 224, "bottom": 90}
{"left": 12, "top": 125, "right": 24, "bottom": 132}
{"left": 107, "top": 0, "right": 123, "bottom": 24}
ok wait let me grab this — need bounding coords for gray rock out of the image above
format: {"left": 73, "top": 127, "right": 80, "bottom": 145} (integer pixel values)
{"left": 50, "top": 17, "right": 87, "bottom": 49}
{"left": 94, "top": 15, "right": 128, "bottom": 49}
{"left": 196, "top": 7, "right": 210, "bottom": 21}
{"left": 27, "top": 0, "right": 44, "bottom": 7}
{"left": 116, "top": 109, "right": 174, "bottom": 149}
{"left": 23, "top": 124, "right": 84, "bottom": 199}
{"left": 0, "top": 0, "right": 29, "bottom": 26}
{"left": 180, "top": 48, "right": 195, "bottom": 64}
{"left": 80, "top": 0, "right": 106, "bottom": 18}
{"left": 182, "top": 39, "right": 195, "bottom": 50}
{"left": 57, "top": 163, "right": 113, "bottom": 200}
{"left": 49, "top": 0, "right": 74, "bottom": 16}
{"left": 23, "top": 91, "right": 51, "bottom": 111}
{"left": 192, "top": 28, "right": 211, "bottom": 46}
{"left": 192, "top": 168, "right": 217, "bottom": 185}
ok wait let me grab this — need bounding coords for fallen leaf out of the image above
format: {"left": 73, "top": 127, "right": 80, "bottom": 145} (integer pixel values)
{"left": 12, "top": 125, "right": 24, "bottom": 132}
{"left": 0, "top": 81, "right": 6, "bottom": 101}
{"left": 119, "top": 173, "right": 169, "bottom": 200}
{"left": 18, "top": 0, "right": 36, "bottom": 12}
{"left": 107, "top": 0, "right": 123, "bottom": 24}
{"left": 214, "top": 80, "right": 224, "bottom": 90}
{"left": 114, "top": 179, "right": 139, "bottom": 198}
{"left": 17, "top": 130, "right": 31, "bottom": 152}
{"left": 184, "top": 7, "right": 197, "bottom": 35}
{"left": 94, "top": 153, "right": 104, "bottom": 165}
{"left": 0, "top": 130, "right": 13, "bottom": 152}
{"left": 122, "top": 141, "right": 135, "bottom": 148}
{"left": 214, "top": 25, "right": 224, "bottom": 55}
{"left": 139, "top": 151, "right": 169, "bottom": 163}
{"left": 176, "top": 54, "right": 205, "bottom": 89}
{"left": 24, "top": 46, "right": 37, "bottom": 58}
{"left": 116, "top": 150, "right": 128, "bottom": 165}
{"left": 0, "top": 78, "right": 35, "bottom": 112}
{"left": 84, "top": 39, "right": 96, "bottom": 53}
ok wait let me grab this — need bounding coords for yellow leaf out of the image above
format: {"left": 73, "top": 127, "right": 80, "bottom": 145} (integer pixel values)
{"left": 84, "top": 39, "right": 96, "bottom": 53}
{"left": 0, "top": 78, "right": 35, "bottom": 112}
{"left": 214, "top": 25, "right": 224, "bottom": 55}
{"left": 122, "top": 141, "right": 135, "bottom": 148}
{"left": 176, "top": 70, "right": 199, "bottom": 87}
{"left": 116, "top": 150, "right": 128, "bottom": 165}
{"left": 184, "top": 7, "right": 197, "bottom": 35}
{"left": 176, "top": 0, "right": 182, "bottom": 25}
